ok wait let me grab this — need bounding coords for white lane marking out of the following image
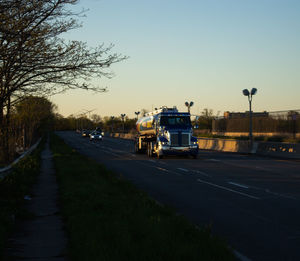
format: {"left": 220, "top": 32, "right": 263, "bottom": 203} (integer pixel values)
{"left": 193, "top": 170, "right": 211, "bottom": 177}
{"left": 152, "top": 166, "right": 181, "bottom": 176}
{"left": 255, "top": 166, "right": 271, "bottom": 171}
{"left": 104, "top": 151, "right": 119, "bottom": 157}
{"left": 177, "top": 167, "right": 189, "bottom": 172}
{"left": 264, "top": 189, "right": 297, "bottom": 200}
{"left": 158, "top": 161, "right": 167, "bottom": 165}
{"left": 156, "top": 167, "right": 168, "bottom": 172}
{"left": 233, "top": 250, "right": 253, "bottom": 261}
{"left": 206, "top": 159, "right": 221, "bottom": 162}
{"left": 228, "top": 182, "right": 249, "bottom": 189}
{"left": 197, "top": 179, "right": 260, "bottom": 200}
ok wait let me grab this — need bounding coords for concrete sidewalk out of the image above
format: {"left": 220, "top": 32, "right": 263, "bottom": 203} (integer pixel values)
{"left": 5, "top": 138, "right": 68, "bottom": 261}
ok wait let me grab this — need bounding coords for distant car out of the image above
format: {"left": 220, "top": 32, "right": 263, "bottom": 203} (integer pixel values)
{"left": 81, "top": 130, "right": 90, "bottom": 137}
{"left": 95, "top": 127, "right": 105, "bottom": 136}
{"left": 89, "top": 131, "right": 103, "bottom": 141}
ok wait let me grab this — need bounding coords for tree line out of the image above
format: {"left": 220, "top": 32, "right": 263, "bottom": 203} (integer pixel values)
{"left": 54, "top": 113, "right": 137, "bottom": 134}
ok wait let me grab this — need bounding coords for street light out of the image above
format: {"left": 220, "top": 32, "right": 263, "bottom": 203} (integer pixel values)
{"left": 243, "top": 88, "right": 257, "bottom": 149}
{"left": 185, "top": 101, "right": 194, "bottom": 113}
{"left": 110, "top": 116, "right": 114, "bottom": 133}
{"left": 121, "top": 114, "right": 126, "bottom": 133}
{"left": 135, "top": 111, "right": 140, "bottom": 120}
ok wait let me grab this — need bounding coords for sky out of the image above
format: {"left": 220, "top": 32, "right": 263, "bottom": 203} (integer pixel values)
{"left": 51, "top": 0, "right": 300, "bottom": 119}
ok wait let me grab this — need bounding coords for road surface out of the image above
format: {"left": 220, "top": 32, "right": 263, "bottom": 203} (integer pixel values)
{"left": 57, "top": 131, "right": 300, "bottom": 261}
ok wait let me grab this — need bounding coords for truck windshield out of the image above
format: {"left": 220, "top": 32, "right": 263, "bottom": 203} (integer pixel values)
{"left": 160, "top": 116, "right": 191, "bottom": 128}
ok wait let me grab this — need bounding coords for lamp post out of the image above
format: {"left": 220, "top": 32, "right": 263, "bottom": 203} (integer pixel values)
{"left": 110, "top": 116, "right": 114, "bottom": 133}
{"left": 185, "top": 101, "right": 194, "bottom": 114}
{"left": 135, "top": 111, "right": 140, "bottom": 120}
{"left": 243, "top": 88, "right": 257, "bottom": 149}
{"left": 121, "top": 114, "right": 126, "bottom": 133}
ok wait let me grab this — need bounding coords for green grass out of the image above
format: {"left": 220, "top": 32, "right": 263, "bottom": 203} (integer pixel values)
{"left": 50, "top": 133, "right": 236, "bottom": 261}
{"left": 0, "top": 137, "right": 45, "bottom": 261}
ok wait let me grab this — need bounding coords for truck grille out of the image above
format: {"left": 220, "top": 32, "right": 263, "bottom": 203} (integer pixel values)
{"left": 170, "top": 134, "right": 179, "bottom": 146}
{"left": 181, "top": 133, "right": 190, "bottom": 146}
{"left": 170, "top": 133, "right": 190, "bottom": 146}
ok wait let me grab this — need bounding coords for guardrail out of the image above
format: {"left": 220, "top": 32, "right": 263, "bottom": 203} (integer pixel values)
{"left": 106, "top": 133, "right": 300, "bottom": 159}
{"left": 0, "top": 138, "right": 42, "bottom": 179}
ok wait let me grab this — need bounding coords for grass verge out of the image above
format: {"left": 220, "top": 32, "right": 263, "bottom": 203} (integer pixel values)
{"left": 50, "top": 133, "right": 236, "bottom": 261}
{"left": 0, "top": 137, "right": 45, "bottom": 261}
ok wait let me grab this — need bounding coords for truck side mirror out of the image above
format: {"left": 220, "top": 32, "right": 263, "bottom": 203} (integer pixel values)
{"left": 152, "top": 119, "right": 155, "bottom": 126}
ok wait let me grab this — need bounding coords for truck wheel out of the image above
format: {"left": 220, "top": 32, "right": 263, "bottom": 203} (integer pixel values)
{"left": 134, "top": 140, "right": 139, "bottom": 154}
{"left": 147, "top": 142, "right": 152, "bottom": 157}
{"left": 157, "top": 151, "right": 163, "bottom": 159}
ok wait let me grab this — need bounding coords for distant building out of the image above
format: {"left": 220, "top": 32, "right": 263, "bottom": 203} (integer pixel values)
{"left": 224, "top": 111, "right": 269, "bottom": 119}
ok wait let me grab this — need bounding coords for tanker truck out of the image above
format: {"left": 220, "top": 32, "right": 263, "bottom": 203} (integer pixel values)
{"left": 134, "top": 106, "right": 198, "bottom": 158}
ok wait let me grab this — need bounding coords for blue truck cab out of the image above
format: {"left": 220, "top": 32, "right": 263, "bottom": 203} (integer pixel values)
{"left": 135, "top": 106, "right": 198, "bottom": 158}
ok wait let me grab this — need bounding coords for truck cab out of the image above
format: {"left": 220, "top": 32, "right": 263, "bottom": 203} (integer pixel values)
{"left": 135, "top": 106, "right": 198, "bottom": 158}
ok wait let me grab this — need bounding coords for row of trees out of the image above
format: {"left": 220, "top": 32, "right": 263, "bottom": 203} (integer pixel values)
{"left": 0, "top": 0, "right": 126, "bottom": 163}
{"left": 54, "top": 114, "right": 137, "bottom": 133}
{"left": 53, "top": 108, "right": 218, "bottom": 134}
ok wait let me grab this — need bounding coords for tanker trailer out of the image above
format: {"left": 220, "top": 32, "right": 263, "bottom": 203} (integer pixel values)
{"left": 134, "top": 106, "right": 198, "bottom": 158}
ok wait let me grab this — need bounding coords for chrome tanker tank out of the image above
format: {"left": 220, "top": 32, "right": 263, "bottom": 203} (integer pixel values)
{"left": 136, "top": 115, "right": 156, "bottom": 135}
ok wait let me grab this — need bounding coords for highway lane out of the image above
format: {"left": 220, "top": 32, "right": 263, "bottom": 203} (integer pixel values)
{"left": 57, "top": 131, "right": 300, "bottom": 261}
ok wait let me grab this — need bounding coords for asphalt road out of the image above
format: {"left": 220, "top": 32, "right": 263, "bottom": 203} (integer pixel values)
{"left": 57, "top": 131, "right": 300, "bottom": 261}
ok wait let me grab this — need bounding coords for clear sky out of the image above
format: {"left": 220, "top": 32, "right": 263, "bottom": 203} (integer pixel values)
{"left": 51, "top": 0, "right": 300, "bottom": 118}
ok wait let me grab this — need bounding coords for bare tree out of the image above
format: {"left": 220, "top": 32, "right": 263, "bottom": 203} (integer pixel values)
{"left": 0, "top": 0, "right": 127, "bottom": 162}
